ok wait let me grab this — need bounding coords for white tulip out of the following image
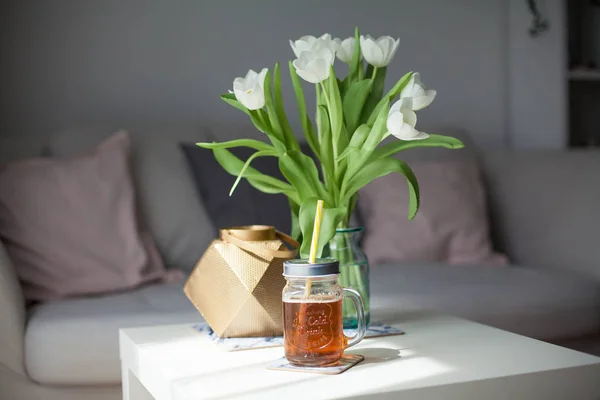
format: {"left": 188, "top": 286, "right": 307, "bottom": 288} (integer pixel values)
{"left": 359, "top": 35, "right": 400, "bottom": 68}
{"left": 290, "top": 34, "right": 335, "bottom": 58}
{"left": 231, "top": 68, "right": 268, "bottom": 110}
{"left": 400, "top": 73, "right": 437, "bottom": 111}
{"left": 292, "top": 47, "right": 335, "bottom": 84}
{"left": 333, "top": 37, "right": 359, "bottom": 64}
{"left": 386, "top": 98, "right": 429, "bottom": 141}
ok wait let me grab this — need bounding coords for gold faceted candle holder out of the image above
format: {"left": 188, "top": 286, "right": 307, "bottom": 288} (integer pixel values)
{"left": 184, "top": 225, "right": 299, "bottom": 338}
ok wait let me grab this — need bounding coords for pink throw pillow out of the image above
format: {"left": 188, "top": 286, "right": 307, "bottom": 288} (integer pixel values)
{"left": 359, "top": 160, "right": 507, "bottom": 266}
{"left": 0, "top": 131, "right": 167, "bottom": 301}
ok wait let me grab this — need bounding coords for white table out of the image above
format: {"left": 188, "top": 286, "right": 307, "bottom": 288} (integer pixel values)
{"left": 119, "top": 311, "right": 600, "bottom": 399}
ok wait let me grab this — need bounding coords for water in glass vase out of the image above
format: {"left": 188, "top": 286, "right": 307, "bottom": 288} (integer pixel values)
{"left": 324, "top": 227, "right": 370, "bottom": 329}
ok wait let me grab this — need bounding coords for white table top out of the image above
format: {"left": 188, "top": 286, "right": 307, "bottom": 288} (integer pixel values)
{"left": 120, "top": 311, "right": 600, "bottom": 400}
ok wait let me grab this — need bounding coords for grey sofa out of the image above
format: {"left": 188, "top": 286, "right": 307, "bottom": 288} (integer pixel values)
{"left": 1, "top": 127, "right": 599, "bottom": 400}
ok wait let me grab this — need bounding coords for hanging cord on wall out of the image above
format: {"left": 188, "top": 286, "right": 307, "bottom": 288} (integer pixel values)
{"left": 526, "top": 0, "right": 550, "bottom": 37}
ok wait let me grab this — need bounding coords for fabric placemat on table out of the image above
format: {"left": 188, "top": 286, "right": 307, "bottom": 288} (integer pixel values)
{"left": 191, "top": 322, "right": 404, "bottom": 351}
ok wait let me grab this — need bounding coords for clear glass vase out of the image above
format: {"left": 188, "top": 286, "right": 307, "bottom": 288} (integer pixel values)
{"left": 324, "top": 227, "right": 370, "bottom": 329}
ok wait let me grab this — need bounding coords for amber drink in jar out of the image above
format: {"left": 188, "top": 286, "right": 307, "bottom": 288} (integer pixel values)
{"left": 282, "top": 258, "right": 366, "bottom": 366}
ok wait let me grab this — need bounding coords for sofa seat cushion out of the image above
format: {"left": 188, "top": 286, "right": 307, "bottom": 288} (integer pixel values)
{"left": 25, "top": 281, "right": 201, "bottom": 385}
{"left": 24, "top": 264, "right": 600, "bottom": 385}
{"left": 370, "top": 263, "right": 600, "bottom": 341}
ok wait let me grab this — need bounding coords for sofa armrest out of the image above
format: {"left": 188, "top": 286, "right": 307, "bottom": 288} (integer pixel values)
{"left": 0, "top": 241, "right": 26, "bottom": 376}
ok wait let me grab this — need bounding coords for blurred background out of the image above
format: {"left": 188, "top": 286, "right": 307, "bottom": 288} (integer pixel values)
{"left": 1, "top": 1, "right": 600, "bottom": 399}
{"left": 3, "top": 0, "right": 594, "bottom": 149}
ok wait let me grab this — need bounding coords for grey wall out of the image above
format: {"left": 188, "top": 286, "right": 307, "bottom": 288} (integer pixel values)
{"left": 0, "top": 0, "right": 566, "bottom": 148}
{"left": 508, "top": 0, "right": 567, "bottom": 149}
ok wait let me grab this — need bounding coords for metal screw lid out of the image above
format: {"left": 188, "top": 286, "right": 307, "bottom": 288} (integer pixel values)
{"left": 283, "top": 258, "right": 339, "bottom": 277}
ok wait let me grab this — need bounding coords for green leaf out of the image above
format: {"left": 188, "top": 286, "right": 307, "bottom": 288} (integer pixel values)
{"left": 343, "top": 80, "right": 373, "bottom": 136}
{"left": 337, "top": 146, "right": 359, "bottom": 163}
{"left": 336, "top": 124, "right": 370, "bottom": 161}
{"left": 289, "top": 199, "right": 301, "bottom": 240}
{"left": 316, "top": 82, "right": 327, "bottom": 107}
{"left": 349, "top": 27, "right": 362, "bottom": 81}
{"left": 221, "top": 93, "right": 250, "bottom": 116}
{"left": 386, "top": 71, "right": 414, "bottom": 99}
{"left": 342, "top": 158, "right": 420, "bottom": 220}
{"left": 229, "top": 149, "right": 278, "bottom": 196}
{"left": 362, "top": 98, "right": 390, "bottom": 153}
{"left": 248, "top": 109, "right": 268, "bottom": 134}
{"left": 316, "top": 105, "right": 335, "bottom": 189}
{"left": 263, "top": 70, "right": 285, "bottom": 144}
{"left": 369, "top": 134, "right": 465, "bottom": 162}
{"left": 337, "top": 77, "right": 348, "bottom": 100}
{"left": 196, "top": 139, "right": 273, "bottom": 152}
{"left": 348, "top": 124, "right": 372, "bottom": 149}
{"left": 341, "top": 104, "right": 390, "bottom": 193}
{"left": 326, "top": 67, "right": 345, "bottom": 153}
{"left": 347, "top": 193, "right": 359, "bottom": 226}
{"left": 289, "top": 61, "right": 320, "bottom": 158}
{"left": 367, "top": 71, "right": 413, "bottom": 126}
{"left": 337, "top": 125, "right": 350, "bottom": 166}
{"left": 249, "top": 109, "right": 286, "bottom": 153}
{"left": 212, "top": 148, "right": 300, "bottom": 204}
{"left": 221, "top": 92, "right": 285, "bottom": 156}
{"left": 279, "top": 150, "right": 331, "bottom": 204}
{"left": 298, "top": 198, "right": 346, "bottom": 258}
{"left": 361, "top": 66, "right": 387, "bottom": 124}
{"left": 274, "top": 63, "right": 299, "bottom": 150}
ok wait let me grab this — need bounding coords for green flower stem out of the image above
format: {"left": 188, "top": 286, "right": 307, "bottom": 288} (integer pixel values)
{"left": 330, "top": 229, "right": 368, "bottom": 325}
{"left": 315, "top": 85, "right": 330, "bottom": 192}
{"left": 256, "top": 110, "right": 270, "bottom": 132}
{"left": 319, "top": 81, "right": 339, "bottom": 195}
{"left": 371, "top": 67, "right": 379, "bottom": 81}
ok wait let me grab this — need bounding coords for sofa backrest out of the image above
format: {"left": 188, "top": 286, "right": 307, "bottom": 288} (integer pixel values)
{"left": 0, "top": 135, "right": 48, "bottom": 165}
{"left": 482, "top": 149, "right": 600, "bottom": 280}
{"left": 5, "top": 127, "right": 599, "bottom": 280}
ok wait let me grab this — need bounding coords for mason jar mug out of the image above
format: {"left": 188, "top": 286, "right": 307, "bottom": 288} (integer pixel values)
{"left": 282, "top": 258, "right": 366, "bottom": 366}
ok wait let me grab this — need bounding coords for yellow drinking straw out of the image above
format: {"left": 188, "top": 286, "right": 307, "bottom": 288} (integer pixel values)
{"left": 305, "top": 200, "right": 324, "bottom": 297}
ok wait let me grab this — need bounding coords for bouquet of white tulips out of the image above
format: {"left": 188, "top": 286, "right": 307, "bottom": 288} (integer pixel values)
{"left": 197, "top": 28, "right": 463, "bottom": 313}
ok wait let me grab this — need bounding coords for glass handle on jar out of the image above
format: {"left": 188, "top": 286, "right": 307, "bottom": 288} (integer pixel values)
{"left": 342, "top": 288, "right": 366, "bottom": 348}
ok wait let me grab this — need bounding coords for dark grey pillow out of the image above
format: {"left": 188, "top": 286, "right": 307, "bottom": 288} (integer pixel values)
{"left": 181, "top": 143, "right": 295, "bottom": 235}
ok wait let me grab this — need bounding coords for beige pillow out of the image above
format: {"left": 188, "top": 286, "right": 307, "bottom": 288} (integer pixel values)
{"left": 359, "top": 160, "right": 507, "bottom": 266}
{"left": 0, "top": 131, "right": 167, "bottom": 301}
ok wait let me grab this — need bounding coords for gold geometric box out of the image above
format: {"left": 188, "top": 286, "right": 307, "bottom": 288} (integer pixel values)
{"left": 184, "top": 225, "right": 299, "bottom": 338}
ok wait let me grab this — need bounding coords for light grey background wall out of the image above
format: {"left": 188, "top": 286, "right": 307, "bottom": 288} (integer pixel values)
{"left": 0, "top": 0, "right": 566, "bottom": 148}
{"left": 508, "top": 0, "right": 566, "bottom": 149}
